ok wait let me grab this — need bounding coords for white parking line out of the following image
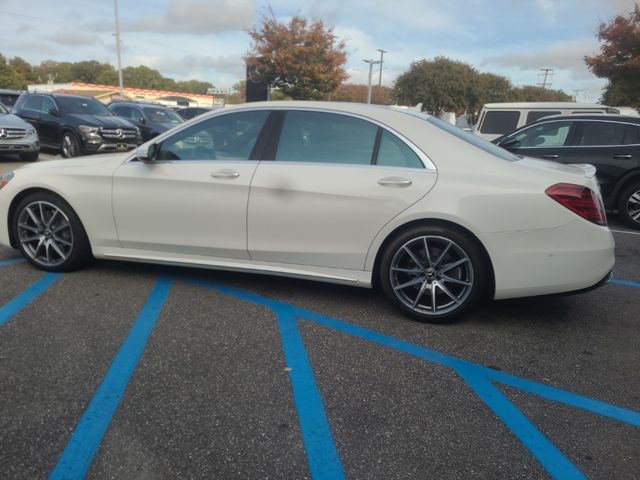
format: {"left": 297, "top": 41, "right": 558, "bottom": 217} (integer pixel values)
{"left": 610, "top": 229, "right": 640, "bottom": 236}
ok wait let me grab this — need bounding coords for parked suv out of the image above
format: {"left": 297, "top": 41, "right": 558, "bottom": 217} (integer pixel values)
{"left": 13, "top": 93, "right": 142, "bottom": 157}
{"left": 494, "top": 114, "right": 640, "bottom": 229}
{"left": 0, "top": 89, "right": 23, "bottom": 109}
{"left": 0, "top": 101, "right": 39, "bottom": 161}
{"left": 107, "top": 101, "right": 183, "bottom": 141}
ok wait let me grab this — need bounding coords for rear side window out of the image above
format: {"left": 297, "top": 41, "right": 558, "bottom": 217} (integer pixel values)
{"left": 479, "top": 111, "right": 520, "bottom": 134}
{"left": 526, "top": 111, "right": 561, "bottom": 124}
{"left": 276, "top": 111, "right": 377, "bottom": 165}
{"left": 577, "top": 121, "right": 627, "bottom": 146}
{"left": 376, "top": 130, "right": 423, "bottom": 168}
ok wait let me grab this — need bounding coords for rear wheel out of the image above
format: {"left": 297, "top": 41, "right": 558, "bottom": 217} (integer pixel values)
{"left": 13, "top": 192, "right": 92, "bottom": 271}
{"left": 617, "top": 181, "right": 640, "bottom": 230}
{"left": 379, "top": 225, "right": 487, "bottom": 323}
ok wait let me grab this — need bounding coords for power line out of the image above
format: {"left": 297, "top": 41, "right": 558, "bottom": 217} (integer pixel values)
{"left": 537, "top": 68, "right": 554, "bottom": 89}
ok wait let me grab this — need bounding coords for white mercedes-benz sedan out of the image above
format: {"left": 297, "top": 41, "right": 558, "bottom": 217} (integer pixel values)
{"left": 0, "top": 102, "right": 614, "bottom": 322}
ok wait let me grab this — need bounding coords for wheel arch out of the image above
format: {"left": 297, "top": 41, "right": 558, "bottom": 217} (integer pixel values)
{"left": 371, "top": 218, "right": 496, "bottom": 301}
{"left": 611, "top": 170, "right": 640, "bottom": 207}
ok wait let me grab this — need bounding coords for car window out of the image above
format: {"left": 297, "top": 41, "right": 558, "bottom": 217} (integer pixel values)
{"left": 56, "top": 96, "right": 112, "bottom": 115}
{"left": 0, "top": 102, "right": 8, "bottom": 114}
{"left": 23, "top": 95, "right": 44, "bottom": 112}
{"left": 512, "top": 121, "right": 572, "bottom": 147}
{"left": 142, "top": 107, "right": 183, "bottom": 124}
{"left": 577, "top": 121, "right": 627, "bottom": 146}
{"left": 111, "top": 105, "right": 132, "bottom": 119}
{"left": 526, "top": 111, "right": 561, "bottom": 124}
{"left": 42, "top": 97, "right": 57, "bottom": 114}
{"left": 157, "top": 110, "right": 269, "bottom": 161}
{"left": 623, "top": 125, "right": 640, "bottom": 145}
{"left": 276, "top": 111, "right": 377, "bottom": 165}
{"left": 479, "top": 111, "right": 520, "bottom": 134}
{"left": 376, "top": 130, "right": 423, "bottom": 168}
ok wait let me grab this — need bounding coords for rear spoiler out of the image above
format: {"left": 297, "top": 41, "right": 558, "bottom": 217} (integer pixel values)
{"left": 571, "top": 163, "right": 597, "bottom": 178}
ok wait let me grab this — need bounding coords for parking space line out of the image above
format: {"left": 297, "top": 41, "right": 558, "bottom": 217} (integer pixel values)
{"left": 187, "top": 277, "right": 640, "bottom": 480}
{"left": 0, "top": 273, "right": 61, "bottom": 327}
{"left": 610, "top": 229, "right": 640, "bottom": 236}
{"left": 0, "top": 258, "right": 25, "bottom": 267}
{"left": 610, "top": 278, "right": 640, "bottom": 288}
{"left": 49, "top": 277, "right": 172, "bottom": 480}
{"left": 275, "top": 309, "right": 345, "bottom": 480}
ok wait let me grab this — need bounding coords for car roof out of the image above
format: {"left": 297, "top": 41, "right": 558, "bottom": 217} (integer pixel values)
{"left": 109, "top": 100, "right": 169, "bottom": 108}
{"left": 482, "top": 102, "right": 609, "bottom": 109}
{"left": 530, "top": 113, "right": 640, "bottom": 124}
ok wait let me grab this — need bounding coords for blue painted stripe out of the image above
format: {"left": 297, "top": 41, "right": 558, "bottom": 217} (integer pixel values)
{"left": 49, "top": 277, "right": 172, "bottom": 480}
{"left": 0, "top": 273, "right": 61, "bottom": 327}
{"left": 455, "top": 365, "right": 586, "bottom": 480}
{"left": 610, "top": 278, "right": 640, "bottom": 288}
{"left": 0, "top": 258, "right": 25, "bottom": 267}
{"left": 275, "top": 309, "right": 345, "bottom": 480}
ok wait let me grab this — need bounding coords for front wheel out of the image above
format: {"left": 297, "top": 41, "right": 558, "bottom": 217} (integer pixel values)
{"left": 61, "top": 131, "right": 81, "bottom": 158}
{"left": 13, "top": 192, "right": 92, "bottom": 271}
{"left": 379, "top": 225, "right": 487, "bottom": 323}
{"left": 618, "top": 182, "right": 640, "bottom": 229}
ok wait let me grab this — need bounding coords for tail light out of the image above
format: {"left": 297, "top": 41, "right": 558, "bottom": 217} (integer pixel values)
{"left": 545, "top": 183, "right": 607, "bottom": 226}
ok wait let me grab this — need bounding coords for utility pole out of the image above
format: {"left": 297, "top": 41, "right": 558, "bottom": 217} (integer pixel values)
{"left": 113, "top": 0, "right": 124, "bottom": 97}
{"left": 572, "top": 89, "right": 584, "bottom": 102}
{"left": 537, "top": 68, "right": 554, "bottom": 89}
{"left": 377, "top": 49, "right": 387, "bottom": 88}
{"left": 363, "top": 59, "right": 381, "bottom": 104}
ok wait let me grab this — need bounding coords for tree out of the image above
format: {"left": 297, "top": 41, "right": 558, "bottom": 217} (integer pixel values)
{"left": 246, "top": 13, "right": 348, "bottom": 100}
{"left": 226, "top": 80, "right": 246, "bottom": 104}
{"left": 585, "top": 5, "right": 640, "bottom": 108}
{"left": 0, "top": 54, "right": 25, "bottom": 89}
{"left": 333, "top": 83, "right": 394, "bottom": 104}
{"left": 393, "top": 57, "right": 479, "bottom": 115}
{"left": 508, "top": 85, "right": 572, "bottom": 102}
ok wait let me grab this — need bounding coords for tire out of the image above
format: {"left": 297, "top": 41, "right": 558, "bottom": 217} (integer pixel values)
{"left": 19, "top": 151, "right": 39, "bottom": 162}
{"left": 12, "top": 192, "right": 92, "bottom": 272}
{"left": 379, "top": 225, "right": 487, "bottom": 323}
{"left": 618, "top": 182, "right": 640, "bottom": 230}
{"left": 61, "top": 131, "right": 82, "bottom": 158}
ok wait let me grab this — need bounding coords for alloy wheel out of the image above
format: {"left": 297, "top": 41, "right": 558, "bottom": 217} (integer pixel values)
{"left": 626, "top": 189, "right": 640, "bottom": 224}
{"left": 389, "top": 235, "right": 474, "bottom": 316}
{"left": 17, "top": 201, "right": 74, "bottom": 267}
{"left": 62, "top": 134, "right": 77, "bottom": 158}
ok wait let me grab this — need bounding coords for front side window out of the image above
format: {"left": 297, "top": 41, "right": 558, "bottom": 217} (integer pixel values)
{"left": 111, "top": 105, "right": 133, "bottom": 119}
{"left": 479, "top": 111, "right": 520, "bottom": 134}
{"left": 623, "top": 125, "right": 640, "bottom": 145}
{"left": 142, "top": 107, "right": 182, "bottom": 124}
{"left": 157, "top": 110, "right": 269, "bottom": 161}
{"left": 23, "top": 95, "right": 44, "bottom": 112}
{"left": 56, "top": 97, "right": 112, "bottom": 116}
{"left": 577, "top": 121, "right": 627, "bottom": 146}
{"left": 512, "top": 121, "right": 572, "bottom": 147}
{"left": 276, "top": 111, "right": 377, "bottom": 165}
{"left": 377, "top": 130, "right": 423, "bottom": 168}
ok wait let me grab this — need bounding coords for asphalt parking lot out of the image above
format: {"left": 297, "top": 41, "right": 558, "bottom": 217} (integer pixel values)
{"left": 0, "top": 153, "right": 639, "bottom": 479}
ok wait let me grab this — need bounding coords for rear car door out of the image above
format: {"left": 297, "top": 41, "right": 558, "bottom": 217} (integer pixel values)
{"left": 247, "top": 109, "right": 437, "bottom": 270}
{"left": 562, "top": 120, "right": 640, "bottom": 200}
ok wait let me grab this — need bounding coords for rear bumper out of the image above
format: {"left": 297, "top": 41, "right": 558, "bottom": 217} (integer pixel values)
{"left": 480, "top": 219, "right": 615, "bottom": 300}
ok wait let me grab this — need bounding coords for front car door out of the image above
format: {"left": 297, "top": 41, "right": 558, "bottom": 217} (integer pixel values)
{"left": 112, "top": 110, "right": 271, "bottom": 259}
{"left": 247, "top": 109, "right": 437, "bottom": 270}
{"left": 498, "top": 119, "right": 576, "bottom": 163}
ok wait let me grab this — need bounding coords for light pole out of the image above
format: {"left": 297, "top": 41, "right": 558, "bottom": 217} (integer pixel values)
{"left": 377, "top": 49, "right": 387, "bottom": 88}
{"left": 113, "top": 0, "right": 124, "bottom": 96}
{"left": 363, "top": 59, "right": 381, "bottom": 104}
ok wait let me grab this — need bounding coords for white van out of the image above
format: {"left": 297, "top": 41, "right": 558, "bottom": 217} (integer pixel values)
{"left": 473, "top": 102, "right": 619, "bottom": 141}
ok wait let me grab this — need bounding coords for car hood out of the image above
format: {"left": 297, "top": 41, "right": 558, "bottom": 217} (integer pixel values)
{"left": 0, "top": 113, "right": 32, "bottom": 129}
{"left": 16, "top": 152, "right": 128, "bottom": 173}
{"left": 66, "top": 114, "right": 136, "bottom": 129}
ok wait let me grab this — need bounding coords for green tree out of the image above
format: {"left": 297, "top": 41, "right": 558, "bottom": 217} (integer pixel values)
{"left": 246, "top": 13, "right": 348, "bottom": 100}
{"left": 508, "top": 85, "right": 572, "bottom": 102}
{"left": 585, "top": 4, "right": 640, "bottom": 108}
{"left": 226, "top": 80, "right": 246, "bottom": 104}
{"left": 8, "top": 56, "right": 35, "bottom": 85}
{"left": 393, "top": 57, "right": 479, "bottom": 115}
{"left": 333, "top": 83, "right": 394, "bottom": 104}
{"left": 0, "top": 54, "right": 25, "bottom": 89}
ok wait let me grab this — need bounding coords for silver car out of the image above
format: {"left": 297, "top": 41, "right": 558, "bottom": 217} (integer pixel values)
{"left": 0, "top": 101, "right": 39, "bottom": 162}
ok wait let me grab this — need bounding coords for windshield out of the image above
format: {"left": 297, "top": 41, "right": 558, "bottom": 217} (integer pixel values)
{"left": 142, "top": 107, "right": 183, "bottom": 124}
{"left": 405, "top": 111, "right": 520, "bottom": 162}
{"left": 56, "top": 96, "right": 112, "bottom": 116}
{"left": 0, "top": 102, "right": 7, "bottom": 114}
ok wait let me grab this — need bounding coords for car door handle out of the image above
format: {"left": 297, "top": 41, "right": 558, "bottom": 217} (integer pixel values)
{"left": 210, "top": 170, "right": 240, "bottom": 179}
{"left": 378, "top": 177, "right": 412, "bottom": 187}
{"left": 542, "top": 154, "right": 559, "bottom": 159}
{"left": 613, "top": 154, "right": 632, "bottom": 159}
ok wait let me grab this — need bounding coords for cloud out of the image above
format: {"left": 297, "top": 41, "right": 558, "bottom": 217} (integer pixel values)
{"left": 47, "top": 31, "right": 101, "bottom": 47}
{"left": 122, "top": 0, "right": 255, "bottom": 34}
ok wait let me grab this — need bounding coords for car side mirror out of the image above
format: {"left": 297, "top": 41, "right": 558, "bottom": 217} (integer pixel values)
{"left": 135, "top": 143, "right": 159, "bottom": 163}
{"left": 500, "top": 138, "right": 520, "bottom": 150}
{"left": 137, "top": 117, "right": 146, "bottom": 125}
{"left": 48, "top": 108, "right": 61, "bottom": 117}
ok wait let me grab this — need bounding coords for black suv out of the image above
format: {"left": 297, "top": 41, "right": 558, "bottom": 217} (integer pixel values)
{"left": 13, "top": 93, "right": 142, "bottom": 157}
{"left": 107, "top": 101, "right": 183, "bottom": 142}
{"left": 0, "top": 89, "right": 22, "bottom": 109}
{"left": 494, "top": 114, "right": 640, "bottom": 229}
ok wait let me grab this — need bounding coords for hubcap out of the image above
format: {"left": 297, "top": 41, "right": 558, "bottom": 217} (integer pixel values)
{"left": 627, "top": 189, "right": 640, "bottom": 224}
{"left": 17, "top": 201, "right": 74, "bottom": 267}
{"left": 390, "top": 236, "right": 473, "bottom": 316}
{"left": 62, "top": 135, "right": 76, "bottom": 157}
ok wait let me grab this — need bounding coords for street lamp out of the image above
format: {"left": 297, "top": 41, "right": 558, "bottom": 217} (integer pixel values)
{"left": 363, "top": 59, "right": 381, "bottom": 104}
{"left": 113, "top": 0, "right": 124, "bottom": 96}
{"left": 377, "top": 49, "right": 387, "bottom": 88}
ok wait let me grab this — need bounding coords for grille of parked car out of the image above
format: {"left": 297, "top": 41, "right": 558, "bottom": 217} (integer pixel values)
{"left": 100, "top": 127, "right": 137, "bottom": 140}
{"left": 0, "top": 128, "right": 27, "bottom": 139}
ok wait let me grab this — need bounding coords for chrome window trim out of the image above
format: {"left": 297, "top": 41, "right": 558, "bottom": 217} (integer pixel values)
{"left": 126, "top": 105, "right": 437, "bottom": 171}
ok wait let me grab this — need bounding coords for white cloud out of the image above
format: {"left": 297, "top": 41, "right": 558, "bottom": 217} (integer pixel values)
{"left": 48, "top": 31, "right": 101, "bottom": 47}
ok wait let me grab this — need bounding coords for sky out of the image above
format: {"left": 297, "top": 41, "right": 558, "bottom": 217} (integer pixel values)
{"left": 0, "top": 0, "right": 637, "bottom": 102}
